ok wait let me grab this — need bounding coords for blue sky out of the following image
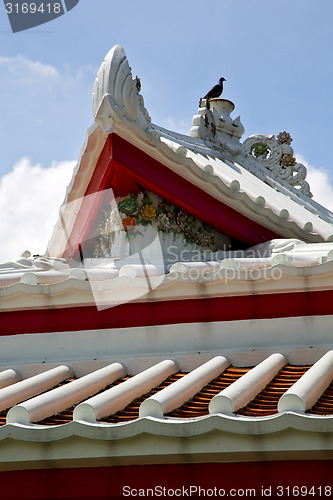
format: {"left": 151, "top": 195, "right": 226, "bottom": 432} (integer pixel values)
{"left": 1, "top": 0, "right": 333, "bottom": 261}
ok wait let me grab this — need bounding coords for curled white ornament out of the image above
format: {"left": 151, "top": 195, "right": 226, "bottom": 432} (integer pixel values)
{"left": 92, "top": 45, "right": 151, "bottom": 131}
{"left": 242, "top": 134, "right": 312, "bottom": 197}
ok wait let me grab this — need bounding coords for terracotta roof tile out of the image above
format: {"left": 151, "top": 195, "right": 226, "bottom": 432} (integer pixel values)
{"left": 309, "top": 380, "right": 333, "bottom": 415}
{"left": 167, "top": 367, "right": 250, "bottom": 418}
{"left": 0, "top": 411, "right": 8, "bottom": 426}
{"left": 3, "top": 362, "right": 333, "bottom": 426}
{"left": 38, "top": 375, "right": 131, "bottom": 426}
{"left": 237, "top": 365, "right": 310, "bottom": 416}
{"left": 100, "top": 372, "right": 186, "bottom": 423}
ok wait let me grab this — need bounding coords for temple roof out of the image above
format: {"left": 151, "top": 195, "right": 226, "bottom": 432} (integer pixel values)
{"left": 1, "top": 44, "right": 333, "bottom": 469}
{"left": 47, "top": 45, "right": 333, "bottom": 260}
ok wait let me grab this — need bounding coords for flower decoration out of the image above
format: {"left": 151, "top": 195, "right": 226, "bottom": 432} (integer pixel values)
{"left": 156, "top": 213, "right": 171, "bottom": 232}
{"left": 198, "top": 232, "right": 215, "bottom": 248}
{"left": 159, "top": 202, "right": 176, "bottom": 221}
{"left": 141, "top": 203, "right": 157, "bottom": 221}
{"left": 121, "top": 215, "right": 137, "bottom": 232}
{"left": 277, "top": 131, "right": 292, "bottom": 145}
{"left": 118, "top": 195, "right": 138, "bottom": 216}
{"left": 252, "top": 142, "right": 269, "bottom": 158}
{"left": 95, "top": 191, "right": 225, "bottom": 256}
{"left": 176, "top": 211, "right": 188, "bottom": 231}
{"left": 184, "top": 226, "right": 196, "bottom": 242}
{"left": 280, "top": 154, "right": 296, "bottom": 168}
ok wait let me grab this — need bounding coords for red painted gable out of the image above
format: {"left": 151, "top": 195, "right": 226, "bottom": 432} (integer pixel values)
{"left": 64, "top": 134, "right": 280, "bottom": 260}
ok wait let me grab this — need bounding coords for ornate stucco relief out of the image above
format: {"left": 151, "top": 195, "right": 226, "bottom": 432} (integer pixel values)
{"left": 243, "top": 132, "right": 312, "bottom": 197}
{"left": 92, "top": 44, "right": 151, "bottom": 133}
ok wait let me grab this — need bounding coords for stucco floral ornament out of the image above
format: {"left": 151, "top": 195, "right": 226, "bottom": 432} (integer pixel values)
{"left": 183, "top": 216, "right": 198, "bottom": 244}
{"left": 243, "top": 133, "right": 312, "bottom": 197}
{"left": 198, "top": 228, "right": 217, "bottom": 248}
{"left": 281, "top": 154, "right": 297, "bottom": 168}
{"left": 277, "top": 131, "right": 293, "bottom": 145}
{"left": 176, "top": 212, "right": 188, "bottom": 231}
{"left": 121, "top": 216, "right": 137, "bottom": 232}
{"left": 141, "top": 203, "right": 157, "bottom": 222}
{"left": 252, "top": 142, "right": 269, "bottom": 158}
{"left": 118, "top": 195, "right": 138, "bottom": 216}
{"left": 156, "top": 213, "right": 171, "bottom": 232}
{"left": 95, "top": 191, "right": 228, "bottom": 257}
{"left": 159, "top": 202, "right": 176, "bottom": 222}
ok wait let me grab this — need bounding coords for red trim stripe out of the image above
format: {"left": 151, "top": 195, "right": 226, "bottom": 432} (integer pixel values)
{"left": 2, "top": 461, "right": 333, "bottom": 499}
{"left": 1, "top": 289, "right": 332, "bottom": 336}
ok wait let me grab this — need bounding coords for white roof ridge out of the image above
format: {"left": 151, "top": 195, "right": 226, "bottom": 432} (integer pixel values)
{"left": 150, "top": 123, "right": 333, "bottom": 224}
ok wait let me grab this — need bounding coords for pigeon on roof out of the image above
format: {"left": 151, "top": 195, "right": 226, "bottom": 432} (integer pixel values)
{"left": 204, "top": 77, "right": 226, "bottom": 100}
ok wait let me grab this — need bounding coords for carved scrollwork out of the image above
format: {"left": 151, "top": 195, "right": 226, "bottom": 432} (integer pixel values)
{"left": 92, "top": 45, "right": 151, "bottom": 132}
{"left": 243, "top": 133, "right": 312, "bottom": 197}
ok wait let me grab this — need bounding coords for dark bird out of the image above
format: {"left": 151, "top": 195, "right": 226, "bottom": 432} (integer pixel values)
{"left": 135, "top": 75, "right": 141, "bottom": 92}
{"left": 204, "top": 77, "right": 226, "bottom": 100}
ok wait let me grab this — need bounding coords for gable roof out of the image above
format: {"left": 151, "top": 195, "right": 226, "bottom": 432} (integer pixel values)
{"left": 2, "top": 45, "right": 333, "bottom": 474}
{"left": 47, "top": 45, "right": 333, "bottom": 260}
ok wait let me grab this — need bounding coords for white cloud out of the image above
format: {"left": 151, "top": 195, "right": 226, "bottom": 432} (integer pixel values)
{"left": 0, "top": 158, "right": 75, "bottom": 263}
{"left": 0, "top": 55, "right": 59, "bottom": 80}
{"left": 0, "top": 53, "right": 95, "bottom": 181}
{"left": 296, "top": 154, "right": 333, "bottom": 211}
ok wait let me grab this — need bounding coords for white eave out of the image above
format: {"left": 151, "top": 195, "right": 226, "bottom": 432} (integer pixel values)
{"left": 0, "top": 260, "right": 333, "bottom": 312}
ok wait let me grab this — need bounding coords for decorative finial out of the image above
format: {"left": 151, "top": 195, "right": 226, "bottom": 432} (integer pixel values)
{"left": 277, "top": 131, "right": 293, "bottom": 145}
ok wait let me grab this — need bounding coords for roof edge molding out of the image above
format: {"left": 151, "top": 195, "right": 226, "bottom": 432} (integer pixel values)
{"left": 92, "top": 44, "right": 151, "bottom": 133}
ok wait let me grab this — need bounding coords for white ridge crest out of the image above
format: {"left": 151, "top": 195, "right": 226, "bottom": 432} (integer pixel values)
{"left": 92, "top": 44, "right": 151, "bottom": 132}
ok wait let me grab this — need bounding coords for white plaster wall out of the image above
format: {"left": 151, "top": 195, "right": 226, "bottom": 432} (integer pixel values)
{"left": 0, "top": 315, "right": 331, "bottom": 369}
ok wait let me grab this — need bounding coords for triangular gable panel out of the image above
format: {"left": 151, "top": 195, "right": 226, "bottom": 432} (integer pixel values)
{"left": 62, "top": 133, "right": 280, "bottom": 260}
